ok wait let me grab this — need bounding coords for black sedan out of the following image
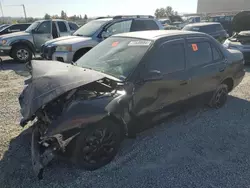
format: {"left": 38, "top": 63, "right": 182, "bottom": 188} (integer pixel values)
{"left": 19, "top": 30, "right": 245, "bottom": 179}
{"left": 0, "top": 23, "right": 31, "bottom": 35}
{"left": 182, "top": 22, "right": 229, "bottom": 43}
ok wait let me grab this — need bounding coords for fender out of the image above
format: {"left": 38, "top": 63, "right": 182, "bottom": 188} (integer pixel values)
{"left": 45, "top": 93, "right": 131, "bottom": 137}
{"left": 10, "top": 39, "right": 36, "bottom": 54}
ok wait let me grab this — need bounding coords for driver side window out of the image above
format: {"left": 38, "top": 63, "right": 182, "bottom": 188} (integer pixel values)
{"left": 37, "top": 21, "right": 51, "bottom": 33}
{"left": 106, "top": 20, "right": 132, "bottom": 36}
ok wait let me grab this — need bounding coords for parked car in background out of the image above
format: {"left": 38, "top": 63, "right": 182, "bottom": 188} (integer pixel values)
{"left": 19, "top": 30, "right": 245, "bottom": 179}
{"left": 159, "top": 18, "right": 171, "bottom": 26}
{"left": 223, "top": 11, "right": 250, "bottom": 63}
{"left": 182, "top": 22, "right": 229, "bottom": 43}
{"left": 208, "top": 15, "right": 234, "bottom": 36}
{"left": 164, "top": 25, "right": 179, "bottom": 30}
{"left": 0, "top": 24, "right": 10, "bottom": 30}
{"left": 41, "top": 15, "right": 163, "bottom": 63}
{"left": 0, "top": 23, "right": 31, "bottom": 36}
{"left": 0, "top": 19, "right": 77, "bottom": 62}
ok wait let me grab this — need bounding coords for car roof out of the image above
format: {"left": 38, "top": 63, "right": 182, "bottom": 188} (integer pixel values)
{"left": 113, "top": 30, "right": 204, "bottom": 40}
{"left": 94, "top": 18, "right": 113, "bottom": 22}
{"left": 186, "top": 22, "right": 221, "bottom": 27}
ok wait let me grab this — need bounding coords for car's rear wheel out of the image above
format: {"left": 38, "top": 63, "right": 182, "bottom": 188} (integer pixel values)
{"left": 209, "top": 84, "right": 228, "bottom": 109}
{"left": 12, "top": 45, "right": 32, "bottom": 63}
{"left": 72, "top": 119, "right": 122, "bottom": 170}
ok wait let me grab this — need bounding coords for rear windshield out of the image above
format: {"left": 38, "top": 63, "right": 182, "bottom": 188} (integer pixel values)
{"left": 76, "top": 37, "right": 152, "bottom": 80}
{"left": 183, "top": 24, "right": 224, "bottom": 33}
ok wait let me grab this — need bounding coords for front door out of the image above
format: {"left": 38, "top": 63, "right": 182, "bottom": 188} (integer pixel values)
{"left": 185, "top": 37, "right": 227, "bottom": 105}
{"left": 33, "top": 20, "right": 52, "bottom": 51}
{"left": 132, "top": 38, "right": 191, "bottom": 131}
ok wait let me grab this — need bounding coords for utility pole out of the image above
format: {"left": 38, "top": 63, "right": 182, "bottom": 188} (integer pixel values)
{"left": 0, "top": 1, "right": 4, "bottom": 23}
{"left": 5, "top": 4, "right": 27, "bottom": 22}
{"left": 22, "top": 4, "right": 27, "bottom": 22}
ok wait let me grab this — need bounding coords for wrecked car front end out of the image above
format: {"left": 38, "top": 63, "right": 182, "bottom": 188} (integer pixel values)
{"left": 19, "top": 60, "right": 129, "bottom": 179}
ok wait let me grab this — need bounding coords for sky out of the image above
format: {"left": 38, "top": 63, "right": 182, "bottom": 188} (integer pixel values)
{"left": 0, "top": 0, "right": 198, "bottom": 18}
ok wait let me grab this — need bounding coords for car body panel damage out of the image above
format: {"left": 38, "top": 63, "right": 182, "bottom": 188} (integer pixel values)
{"left": 19, "top": 31, "right": 245, "bottom": 179}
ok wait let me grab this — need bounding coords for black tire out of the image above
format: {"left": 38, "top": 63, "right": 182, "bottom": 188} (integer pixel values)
{"left": 72, "top": 119, "right": 122, "bottom": 171}
{"left": 209, "top": 84, "right": 228, "bottom": 109}
{"left": 12, "top": 45, "right": 32, "bottom": 63}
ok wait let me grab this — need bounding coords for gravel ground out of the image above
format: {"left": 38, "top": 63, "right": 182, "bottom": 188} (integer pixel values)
{"left": 1, "top": 58, "right": 250, "bottom": 188}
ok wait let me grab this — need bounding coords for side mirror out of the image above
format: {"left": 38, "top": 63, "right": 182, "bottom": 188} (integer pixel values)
{"left": 101, "top": 30, "right": 110, "bottom": 39}
{"left": 144, "top": 70, "right": 163, "bottom": 82}
{"left": 31, "top": 29, "right": 36, "bottom": 33}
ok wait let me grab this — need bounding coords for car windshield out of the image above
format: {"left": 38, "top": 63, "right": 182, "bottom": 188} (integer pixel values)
{"left": 25, "top": 21, "right": 41, "bottom": 32}
{"left": 73, "top": 20, "right": 108, "bottom": 37}
{"left": 76, "top": 37, "right": 152, "bottom": 80}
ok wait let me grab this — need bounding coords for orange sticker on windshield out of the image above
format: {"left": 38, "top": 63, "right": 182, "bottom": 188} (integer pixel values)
{"left": 192, "top": 44, "right": 198, "bottom": 51}
{"left": 112, "top": 41, "right": 119, "bottom": 47}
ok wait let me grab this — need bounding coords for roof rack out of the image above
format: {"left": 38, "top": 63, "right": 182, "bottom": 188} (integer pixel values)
{"left": 95, "top": 16, "right": 113, "bottom": 20}
{"left": 113, "top": 15, "right": 155, "bottom": 19}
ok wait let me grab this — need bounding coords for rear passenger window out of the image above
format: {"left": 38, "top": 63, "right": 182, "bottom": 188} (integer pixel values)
{"left": 69, "top": 23, "right": 78, "bottom": 31}
{"left": 131, "top": 20, "right": 159, "bottom": 31}
{"left": 187, "top": 42, "right": 212, "bottom": 66}
{"left": 149, "top": 43, "right": 185, "bottom": 74}
{"left": 57, "top": 21, "right": 67, "bottom": 32}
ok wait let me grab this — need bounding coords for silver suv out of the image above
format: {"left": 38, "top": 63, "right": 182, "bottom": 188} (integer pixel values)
{"left": 41, "top": 15, "right": 164, "bottom": 63}
{"left": 0, "top": 19, "right": 79, "bottom": 62}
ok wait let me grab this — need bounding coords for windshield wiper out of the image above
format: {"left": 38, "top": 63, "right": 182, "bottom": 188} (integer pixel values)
{"left": 75, "top": 34, "right": 83, "bottom": 36}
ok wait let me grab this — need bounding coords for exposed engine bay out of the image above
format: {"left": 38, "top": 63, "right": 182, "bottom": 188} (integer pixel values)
{"left": 28, "top": 77, "right": 120, "bottom": 180}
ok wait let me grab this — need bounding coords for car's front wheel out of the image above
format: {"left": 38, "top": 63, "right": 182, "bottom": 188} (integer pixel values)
{"left": 209, "top": 84, "right": 228, "bottom": 109}
{"left": 72, "top": 119, "right": 122, "bottom": 170}
{"left": 12, "top": 45, "right": 32, "bottom": 63}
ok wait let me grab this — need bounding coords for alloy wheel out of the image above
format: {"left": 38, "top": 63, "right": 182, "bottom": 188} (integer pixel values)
{"left": 81, "top": 128, "right": 117, "bottom": 164}
{"left": 16, "top": 49, "right": 29, "bottom": 61}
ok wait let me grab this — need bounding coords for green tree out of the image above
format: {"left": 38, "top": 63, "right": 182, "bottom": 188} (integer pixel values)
{"left": 44, "top": 13, "right": 51, "bottom": 20}
{"left": 165, "top": 6, "right": 174, "bottom": 16}
{"left": 84, "top": 14, "right": 88, "bottom": 20}
{"left": 61, "top": 10, "right": 67, "bottom": 19}
{"left": 154, "top": 6, "right": 178, "bottom": 18}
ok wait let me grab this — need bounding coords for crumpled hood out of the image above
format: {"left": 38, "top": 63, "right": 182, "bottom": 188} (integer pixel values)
{"left": 232, "top": 11, "right": 250, "bottom": 33}
{"left": 1, "top": 31, "right": 30, "bottom": 40}
{"left": 19, "top": 60, "right": 112, "bottom": 122}
{"left": 44, "top": 35, "right": 92, "bottom": 46}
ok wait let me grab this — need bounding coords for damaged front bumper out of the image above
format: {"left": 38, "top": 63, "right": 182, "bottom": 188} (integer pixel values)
{"left": 31, "top": 126, "right": 55, "bottom": 180}
{"left": 31, "top": 124, "right": 80, "bottom": 179}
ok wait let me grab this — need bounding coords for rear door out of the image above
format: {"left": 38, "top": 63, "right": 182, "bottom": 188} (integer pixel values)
{"left": 186, "top": 37, "right": 227, "bottom": 102}
{"left": 57, "top": 21, "right": 70, "bottom": 37}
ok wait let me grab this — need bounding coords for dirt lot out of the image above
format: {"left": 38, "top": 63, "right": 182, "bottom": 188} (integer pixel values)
{"left": 1, "top": 57, "right": 250, "bottom": 188}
